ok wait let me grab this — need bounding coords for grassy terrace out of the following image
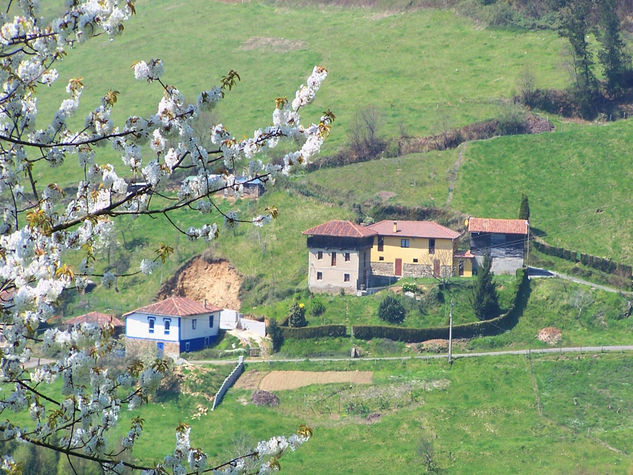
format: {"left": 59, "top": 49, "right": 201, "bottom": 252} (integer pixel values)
{"left": 109, "top": 355, "right": 633, "bottom": 472}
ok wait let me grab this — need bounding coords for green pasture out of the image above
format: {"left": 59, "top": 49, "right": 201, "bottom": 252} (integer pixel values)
{"left": 32, "top": 0, "right": 567, "bottom": 189}
{"left": 108, "top": 354, "right": 633, "bottom": 473}
{"left": 452, "top": 118, "right": 633, "bottom": 264}
{"left": 296, "top": 149, "right": 457, "bottom": 208}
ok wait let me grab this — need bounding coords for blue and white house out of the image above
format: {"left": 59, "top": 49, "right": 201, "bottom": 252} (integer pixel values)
{"left": 124, "top": 297, "right": 221, "bottom": 358}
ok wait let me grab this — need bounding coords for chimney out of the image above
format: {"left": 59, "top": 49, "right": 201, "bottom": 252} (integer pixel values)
{"left": 203, "top": 299, "right": 207, "bottom": 308}
{"left": 393, "top": 221, "right": 397, "bottom": 233}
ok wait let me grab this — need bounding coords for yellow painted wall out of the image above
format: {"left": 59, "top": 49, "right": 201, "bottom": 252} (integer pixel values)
{"left": 454, "top": 258, "right": 473, "bottom": 277}
{"left": 370, "top": 236, "right": 454, "bottom": 267}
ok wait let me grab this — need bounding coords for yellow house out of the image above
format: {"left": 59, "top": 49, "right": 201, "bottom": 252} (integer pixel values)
{"left": 367, "top": 220, "right": 464, "bottom": 278}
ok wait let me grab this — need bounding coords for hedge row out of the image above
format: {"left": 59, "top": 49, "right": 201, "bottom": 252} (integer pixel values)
{"left": 353, "top": 269, "right": 530, "bottom": 343}
{"left": 532, "top": 238, "right": 632, "bottom": 279}
{"left": 280, "top": 325, "right": 347, "bottom": 339}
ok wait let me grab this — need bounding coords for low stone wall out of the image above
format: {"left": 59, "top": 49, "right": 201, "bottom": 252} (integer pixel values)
{"left": 370, "top": 262, "right": 393, "bottom": 276}
{"left": 212, "top": 356, "right": 244, "bottom": 411}
{"left": 125, "top": 339, "right": 180, "bottom": 358}
{"left": 402, "top": 263, "right": 432, "bottom": 278}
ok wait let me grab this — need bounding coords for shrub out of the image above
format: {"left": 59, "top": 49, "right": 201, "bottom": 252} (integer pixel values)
{"left": 251, "top": 390, "right": 279, "bottom": 407}
{"left": 267, "top": 318, "right": 284, "bottom": 353}
{"left": 378, "top": 295, "right": 406, "bottom": 324}
{"left": 402, "top": 282, "right": 418, "bottom": 293}
{"left": 288, "top": 303, "right": 307, "bottom": 328}
{"left": 310, "top": 298, "right": 326, "bottom": 317}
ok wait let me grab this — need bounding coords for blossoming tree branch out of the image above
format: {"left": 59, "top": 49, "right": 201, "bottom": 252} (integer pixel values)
{"left": 0, "top": 1, "right": 331, "bottom": 473}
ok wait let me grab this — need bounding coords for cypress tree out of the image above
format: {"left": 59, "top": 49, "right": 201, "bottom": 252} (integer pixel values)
{"left": 519, "top": 193, "right": 530, "bottom": 221}
{"left": 472, "top": 255, "right": 500, "bottom": 321}
{"left": 267, "top": 318, "right": 284, "bottom": 352}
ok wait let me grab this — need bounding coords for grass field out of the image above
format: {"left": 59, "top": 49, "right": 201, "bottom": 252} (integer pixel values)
{"left": 104, "top": 354, "right": 633, "bottom": 473}
{"left": 32, "top": 0, "right": 568, "bottom": 189}
{"left": 452, "top": 118, "right": 633, "bottom": 264}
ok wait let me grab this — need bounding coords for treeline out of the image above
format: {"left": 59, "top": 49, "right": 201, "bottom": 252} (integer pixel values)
{"left": 514, "top": 0, "right": 633, "bottom": 119}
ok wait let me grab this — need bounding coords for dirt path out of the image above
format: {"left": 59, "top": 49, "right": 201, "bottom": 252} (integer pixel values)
{"left": 446, "top": 143, "right": 467, "bottom": 207}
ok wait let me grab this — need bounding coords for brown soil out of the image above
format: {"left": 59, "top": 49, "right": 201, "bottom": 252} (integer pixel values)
{"left": 258, "top": 370, "right": 373, "bottom": 391}
{"left": 234, "top": 370, "right": 268, "bottom": 390}
{"left": 157, "top": 254, "right": 242, "bottom": 310}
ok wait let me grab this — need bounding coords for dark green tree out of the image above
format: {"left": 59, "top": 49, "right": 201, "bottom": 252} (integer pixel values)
{"left": 518, "top": 193, "right": 530, "bottom": 221}
{"left": 267, "top": 318, "right": 284, "bottom": 352}
{"left": 288, "top": 303, "right": 307, "bottom": 328}
{"left": 558, "top": 0, "right": 598, "bottom": 96}
{"left": 378, "top": 295, "right": 406, "bottom": 324}
{"left": 597, "top": 0, "right": 631, "bottom": 93}
{"left": 472, "top": 255, "right": 500, "bottom": 320}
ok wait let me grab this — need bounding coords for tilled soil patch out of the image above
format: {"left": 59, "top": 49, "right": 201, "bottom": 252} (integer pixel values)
{"left": 258, "top": 370, "right": 373, "bottom": 391}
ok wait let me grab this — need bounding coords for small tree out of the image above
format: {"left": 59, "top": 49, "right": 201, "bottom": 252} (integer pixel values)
{"left": 267, "top": 318, "right": 284, "bottom": 353}
{"left": 309, "top": 298, "right": 326, "bottom": 317}
{"left": 288, "top": 303, "right": 307, "bottom": 328}
{"left": 472, "top": 255, "right": 500, "bottom": 320}
{"left": 378, "top": 295, "right": 406, "bottom": 324}
{"left": 518, "top": 193, "right": 530, "bottom": 221}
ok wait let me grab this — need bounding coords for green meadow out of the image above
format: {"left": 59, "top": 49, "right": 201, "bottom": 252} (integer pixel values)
{"left": 109, "top": 355, "right": 633, "bottom": 473}
{"left": 34, "top": 0, "right": 567, "bottom": 188}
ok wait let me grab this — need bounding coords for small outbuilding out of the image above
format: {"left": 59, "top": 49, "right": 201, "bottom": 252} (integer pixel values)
{"left": 467, "top": 217, "right": 529, "bottom": 274}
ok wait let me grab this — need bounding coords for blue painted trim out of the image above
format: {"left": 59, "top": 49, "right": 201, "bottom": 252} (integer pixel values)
{"left": 125, "top": 336, "right": 178, "bottom": 343}
{"left": 179, "top": 335, "right": 218, "bottom": 353}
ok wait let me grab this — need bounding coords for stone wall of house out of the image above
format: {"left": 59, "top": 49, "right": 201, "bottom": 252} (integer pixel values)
{"left": 370, "top": 262, "right": 394, "bottom": 276}
{"left": 126, "top": 339, "right": 180, "bottom": 358}
{"left": 402, "top": 263, "right": 433, "bottom": 278}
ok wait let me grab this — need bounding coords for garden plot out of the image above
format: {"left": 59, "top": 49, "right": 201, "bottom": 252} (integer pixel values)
{"left": 235, "top": 370, "right": 373, "bottom": 391}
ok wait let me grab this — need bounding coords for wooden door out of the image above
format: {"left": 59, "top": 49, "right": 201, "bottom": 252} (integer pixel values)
{"left": 395, "top": 258, "right": 402, "bottom": 276}
{"left": 433, "top": 259, "right": 440, "bottom": 277}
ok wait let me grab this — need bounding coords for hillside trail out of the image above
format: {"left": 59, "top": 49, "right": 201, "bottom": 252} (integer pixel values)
{"left": 446, "top": 143, "right": 467, "bottom": 207}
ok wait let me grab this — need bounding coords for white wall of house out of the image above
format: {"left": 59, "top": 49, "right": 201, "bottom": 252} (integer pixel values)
{"left": 238, "top": 318, "right": 266, "bottom": 337}
{"left": 125, "top": 312, "right": 180, "bottom": 342}
{"left": 179, "top": 311, "right": 220, "bottom": 340}
{"left": 220, "top": 309, "right": 240, "bottom": 330}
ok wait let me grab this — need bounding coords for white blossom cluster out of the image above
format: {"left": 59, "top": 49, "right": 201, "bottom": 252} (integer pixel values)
{"left": 0, "top": 0, "right": 326, "bottom": 472}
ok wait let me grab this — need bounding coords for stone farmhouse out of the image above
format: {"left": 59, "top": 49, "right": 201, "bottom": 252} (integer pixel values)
{"left": 304, "top": 219, "right": 475, "bottom": 294}
{"left": 467, "top": 217, "right": 529, "bottom": 274}
{"left": 124, "top": 297, "right": 221, "bottom": 358}
{"left": 302, "top": 220, "right": 376, "bottom": 294}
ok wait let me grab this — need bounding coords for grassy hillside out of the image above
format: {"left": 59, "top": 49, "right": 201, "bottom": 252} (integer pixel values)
{"left": 62, "top": 190, "right": 350, "bottom": 317}
{"left": 452, "top": 118, "right": 633, "bottom": 264}
{"left": 33, "top": 0, "right": 567, "bottom": 188}
{"left": 105, "top": 355, "right": 633, "bottom": 473}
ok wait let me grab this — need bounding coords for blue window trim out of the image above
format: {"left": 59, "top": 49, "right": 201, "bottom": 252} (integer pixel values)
{"left": 209, "top": 314, "right": 214, "bottom": 328}
{"left": 163, "top": 318, "right": 171, "bottom": 336}
{"left": 147, "top": 316, "right": 155, "bottom": 334}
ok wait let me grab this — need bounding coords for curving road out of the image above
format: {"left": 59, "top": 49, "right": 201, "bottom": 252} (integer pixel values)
{"left": 188, "top": 345, "right": 633, "bottom": 365}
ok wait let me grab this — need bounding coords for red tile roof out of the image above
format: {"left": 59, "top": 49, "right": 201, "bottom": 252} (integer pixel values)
{"left": 124, "top": 297, "right": 222, "bottom": 317}
{"left": 454, "top": 250, "right": 476, "bottom": 258}
{"left": 302, "top": 220, "right": 377, "bottom": 238}
{"left": 66, "top": 311, "right": 124, "bottom": 327}
{"left": 367, "top": 220, "right": 461, "bottom": 239}
{"left": 468, "top": 218, "right": 528, "bottom": 235}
